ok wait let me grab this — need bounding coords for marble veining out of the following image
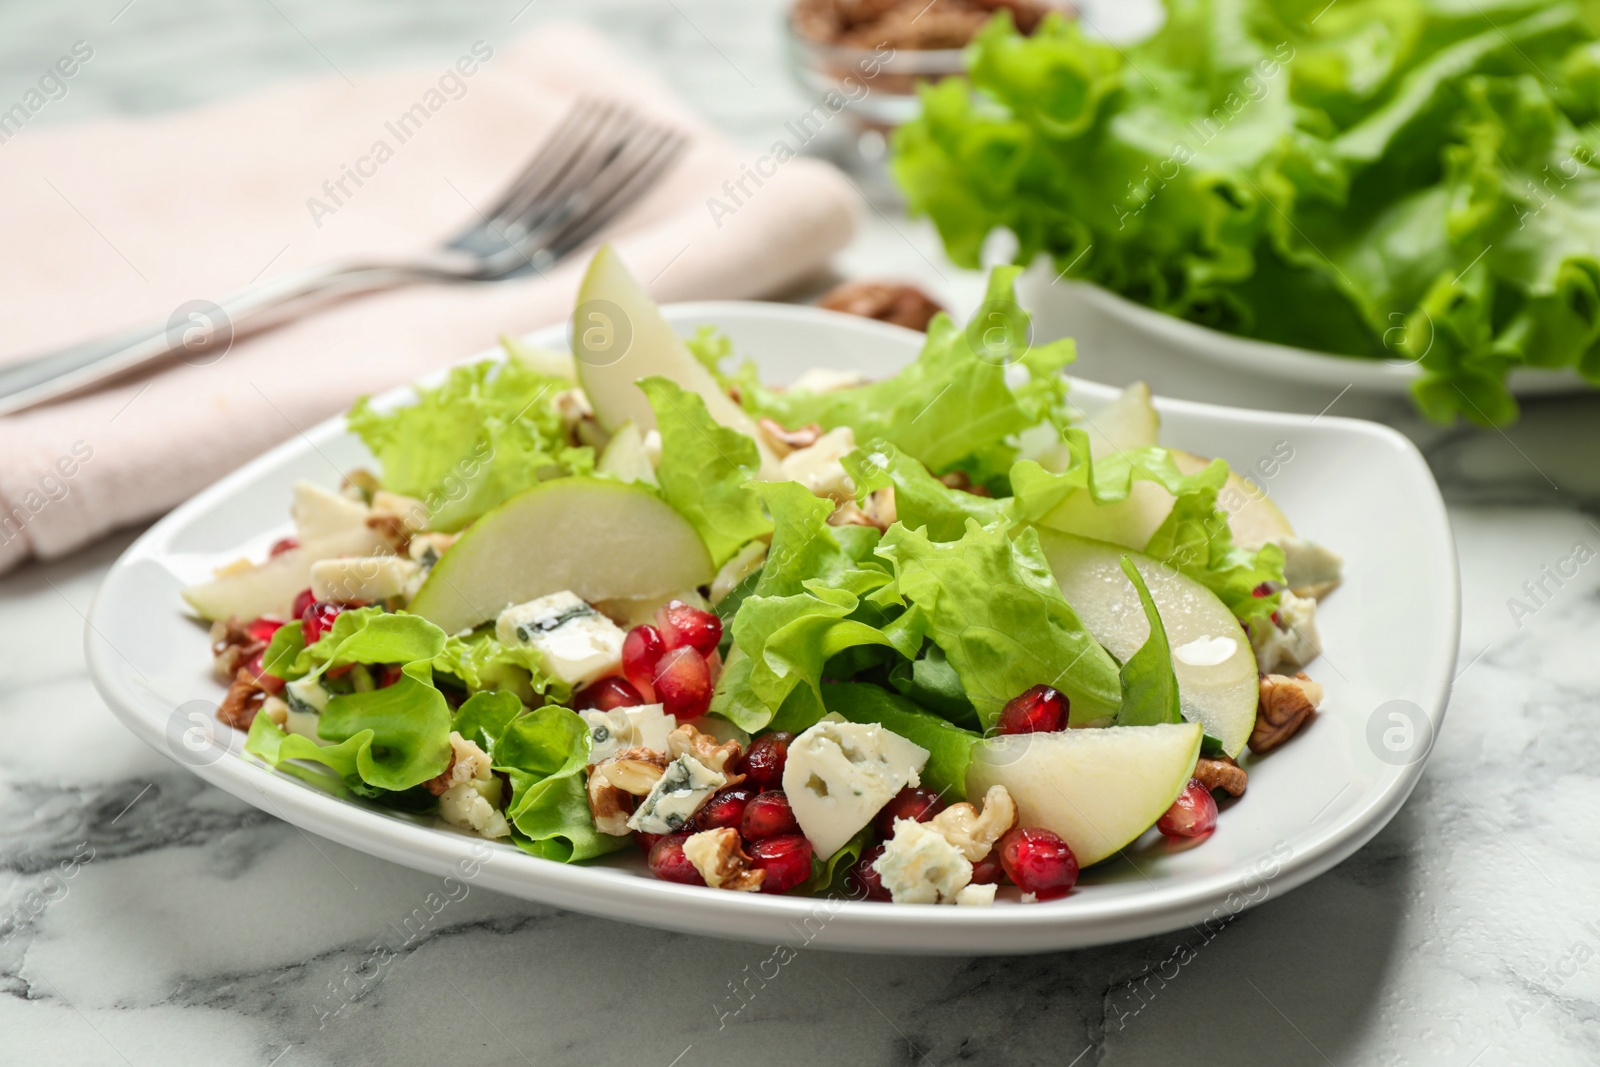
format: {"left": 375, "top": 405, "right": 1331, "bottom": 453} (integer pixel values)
{"left": 5, "top": 0, "right": 1600, "bottom": 1064}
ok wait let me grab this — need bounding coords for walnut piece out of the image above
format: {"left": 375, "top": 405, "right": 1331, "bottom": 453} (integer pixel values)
{"left": 1249, "top": 672, "right": 1324, "bottom": 754}
{"left": 1193, "top": 753, "right": 1247, "bottom": 797}
{"left": 818, "top": 280, "right": 945, "bottom": 332}
{"left": 757, "top": 417, "right": 825, "bottom": 456}
{"left": 424, "top": 732, "right": 494, "bottom": 796}
{"left": 927, "top": 784, "right": 1017, "bottom": 863}
{"left": 683, "top": 828, "right": 765, "bottom": 892}
{"left": 667, "top": 724, "right": 744, "bottom": 784}
{"left": 587, "top": 748, "right": 672, "bottom": 836}
{"left": 216, "top": 667, "right": 266, "bottom": 730}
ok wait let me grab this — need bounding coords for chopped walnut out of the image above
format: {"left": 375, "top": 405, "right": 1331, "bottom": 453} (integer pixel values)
{"left": 794, "top": 0, "right": 1060, "bottom": 51}
{"left": 216, "top": 668, "right": 266, "bottom": 730}
{"left": 937, "top": 471, "right": 993, "bottom": 498}
{"left": 667, "top": 724, "right": 744, "bottom": 782}
{"left": 1193, "top": 753, "right": 1247, "bottom": 797}
{"left": 587, "top": 748, "right": 671, "bottom": 836}
{"left": 683, "top": 828, "right": 765, "bottom": 891}
{"left": 927, "top": 784, "right": 1017, "bottom": 863}
{"left": 758, "top": 417, "right": 825, "bottom": 456}
{"left": 828, "top": 487, "right": 897, "bottom": 531}
{"left": 209, "top": 616, "right": 267, "bottom": 682}
{"left": 1249, "top": 672, "right": 1324, "bottom": 753}
{"left": 424, "top": 732, "right": 494, "bottom": 797}
{"left": 818, "top": 279, "right": 945, "bottom": 332}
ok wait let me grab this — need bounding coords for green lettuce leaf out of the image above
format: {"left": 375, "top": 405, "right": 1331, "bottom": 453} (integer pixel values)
{"left": 295, "top": 607, "right": 448, "bottom": 677}
{"left": 346, "top": 352, "right": 591, "bottom": 531}
{"left": 639, "top": 376, "right": 772, "bottom": 567}
{"left": 891, "top": 4, "right": 1600, "bottom": 424}
{"left": 874, "top": 520, "right": 1122, "bottom": 728}
{"left": 451, "top": 689, "right": 525, "bottom": 753}
{"left": 1115, "top": 556, "right": 1183, "bottom": 727}
{"left": 843, "top": 441, "right": 1006, "bottom": 542}
{"left": 494, "top": 705, "right": 627, "bottom": 863}
{"left": 432, "top": 628, "right": 568, "bottom": 704}
{"left": 735, "top": 268, "right": 1073, "bottom": 471}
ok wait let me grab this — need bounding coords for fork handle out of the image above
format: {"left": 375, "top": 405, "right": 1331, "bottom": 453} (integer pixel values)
{"left": 0, "top": 261, "right": 421, "bottom": 418}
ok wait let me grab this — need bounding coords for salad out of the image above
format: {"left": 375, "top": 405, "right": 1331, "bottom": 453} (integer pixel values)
{"left": 183, "top": 247, "right": 1341, "bottom": 905}
{"left": 892, "top": 0, "right": 1600, "bottom": 425}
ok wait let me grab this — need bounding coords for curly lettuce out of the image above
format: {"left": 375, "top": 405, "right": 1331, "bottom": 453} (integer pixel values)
{"left": 892, "top": 2, "right": 1600, "bottom": 423}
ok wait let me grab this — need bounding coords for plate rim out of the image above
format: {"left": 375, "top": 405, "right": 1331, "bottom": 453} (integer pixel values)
{"left": 85, "top": 300, "right": 1461, "bottom": 954}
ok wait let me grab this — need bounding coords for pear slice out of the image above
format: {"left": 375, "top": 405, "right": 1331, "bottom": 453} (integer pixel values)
{"left": 572, "top": 247, "right": 781, "bottom": 479}
{"left": 1083, "top": 382, "right": 1159, "bottom": 460}
{"left": 1169, "top": 449, "right": 1294, "bottom": 551}
{"left": 1038, "top": 529, "right": 1258, "bottom": 757}
{"left": 967, "top": 722, "right": 1202, "bottom": 867}
{"left": 181, "top": 526, "right": 391, "bottom": 622}
{"left": 408, "top": 477, "right": 714, "bottom": 635}
{"left": 596, "top": 421, "right": 658, "bottom": 487}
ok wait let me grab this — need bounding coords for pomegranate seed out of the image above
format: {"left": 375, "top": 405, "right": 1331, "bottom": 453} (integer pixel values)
{"left": 847, "top": 843, "right": 891, "bottom": 901}
{"left": 749, "top": 834, "right": 813, "bottom": 894}
{"left": 621, "top": 625, "right": 665, "bottom": 698}
{"left": 300, "top": 601, "right": 345, "bottom": 644}
{"left": 269, "top": 536, "right": 300, "bottom": 557}
{"left": 970, "top": 855, "right": 1004, "bottom": 885}
{"left": 651, "top": 646, "right": 712, "bottom": 719}
{"left": 574, "top": 676, "right": 647, "bottom": 711}
{"left": 1251, "top": 582, "right": 1277, "bottom": 598}
{"left": 243, "top": 652, "right": 285, "bottom": 695}
{"left": 998, "top": 827, "right": 1079, "bottom": 901}
{"left": 635, "top": 831, "right": 665, "bottom": 853}
{"left": 647, "top": 833, "right": 705, "bottom": 885}
{"left": 1157, "top": 779, "right": 1218, "bottom": 839}
{"left": 740, "top": 731, "right": 793, "bottom": 790}
{"left": 874, "top": 786, "right": 946, "bottom": 837}
{"left": 656, "top": 599, "right": 722, "bottom": 655}
{"left": 375, "top": 664, "right": 404, "bottom": 689}
{"left": 741, "top": 791, "right": 800, "bottom": 841}
{"left": 291, "top": 588, "right": 316, "bottom": 620}
{"left": 996, "top": 684, "right": 1068, "bottom": 735}
{"left": 693, "top": 786, "right": 757, "bottom": 832}
{"left": 245, "top": 616, "right": 284, "bottom": 643}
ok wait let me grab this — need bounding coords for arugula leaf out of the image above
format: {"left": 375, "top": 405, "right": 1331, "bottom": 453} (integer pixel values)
{"left": 1115, "top": 556, "right": 1183, "bottom": 727}
{"left": 874, "top": 520, "right": 1122, "bottom": 728}
{"left": 639, "top": 376, "right": 772, "bottom": 567}
{"left": 346, "top": 352, "right": 591, "bottom": 530}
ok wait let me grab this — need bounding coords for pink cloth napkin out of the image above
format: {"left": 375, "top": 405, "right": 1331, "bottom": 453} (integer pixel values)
{"left": 0, "top": 25, "right": 860, "bottom": 575}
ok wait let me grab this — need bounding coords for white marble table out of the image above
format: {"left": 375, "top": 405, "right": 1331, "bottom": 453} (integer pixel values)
{"left": 5, "top": 2, "right": 1600, "bottom": 1064}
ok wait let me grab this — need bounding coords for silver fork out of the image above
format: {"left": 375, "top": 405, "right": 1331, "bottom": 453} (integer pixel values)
{"left": 0, "top": 99, "right": 686, "bottom": 417}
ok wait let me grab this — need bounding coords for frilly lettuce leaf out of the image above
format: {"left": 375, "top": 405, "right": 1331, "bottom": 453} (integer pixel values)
{"left": 639, "top": 376, "right": 772, "bottom": 567}
{"left": 432, "top": 628, "right": 568, "bottom": 704}
{"left": 262, "top": 609, "right": 449, "bottom": 683}
{"left": 874, "top": 520, "right": 1122, "bottom": 729}
{"left": 346, "top": 351, "right": 591, "bottom": 531}
{"left": 892, "top": 3, "right": 1600, "bottom": 424}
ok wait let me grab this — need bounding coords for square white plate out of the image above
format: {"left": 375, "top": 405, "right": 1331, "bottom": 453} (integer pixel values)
{"left": 86, "top": 302, "right": 1459, "bottom": 954}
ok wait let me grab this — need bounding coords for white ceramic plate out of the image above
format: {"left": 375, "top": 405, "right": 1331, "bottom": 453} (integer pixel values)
{"left": 1019, "top": 266, "right": 1588, "bottom": 412}
{"left": 86, "top": 303, "right": 1459, "bottom": 954}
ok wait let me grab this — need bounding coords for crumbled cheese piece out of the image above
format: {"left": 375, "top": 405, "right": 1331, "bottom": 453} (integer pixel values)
{"left": 782, "top": 720, "right": 929, "bottom": 859}
{"left": 873, "top": 820, "right": 973, "bottom": 904}
{"left": 581, "top": 704, "right": 675, "bottom": 766}
{"left": 1249, "top": 589, "right": 1321, "bottom": 672}
{"left": 778, "top": 427, "right": 857, "bottom": 501}
{"left": 309, "top": 556, "right": 420, "bottom": 604}
{"left": 439, "top": 779, "right": 510, "bottom": 839}
{"left": 955, "top": 883, "right": 997, "bottom": 907}
{"left": 496, "top": 591, "right": 625, "bottom": 688}
{"left": 626, "top": 754, "right": 726, "bottom": 834}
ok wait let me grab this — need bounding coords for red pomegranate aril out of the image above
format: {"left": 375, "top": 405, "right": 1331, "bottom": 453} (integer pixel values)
{"left": 740, "top": 731, "right": 793, "bottom": 790}
{"left": 574, "top": 676, "right": 647, "bottom": 712}
{"left": 749, "top": 834, "right": 813, "bottom": 894}
{"left": 243, "top": 652, "right": 285, "bottom": 695}
{"left": 969, "top": 855, "right": 1004, "bottom": 886}
{"left": 375, "top": 664, "right": 404, "bottom": 689}
{"left": 741, "top": 791, "right": 800, "bottom": 841}
{"left": 996, "top": 684, "right": 1069, "bottom": 735}
{"left": 245, "top": 616, "right": 284, "bottom": 643}
{"left": 647, "top": 833, "right": 705, "bottom": 885}
{"left": 998, "top": 827, "right": 1079, "bottom": 901}
{"left": 300, "top": 601, "right": 346, "bottom": 644}
{"left": 874, "top": 786, "right": 946, "bottom": 837}
{"left": 291, "top": 588, "right": 316, "bottom": 620}
{"left": 269, "top": 536, "right": 300, "bottom": 557}
{"left": 693, "top": 786, "right": 757, "bottom": 832}
{"left": 635, "top": 831, "right": 665, "bottom": 853}
{"left": 651, "top": 646, "right": 712, "bottom": 719}
{"left": 621, "top": 625, "right": 665, "bottom": 698}
{"left": 847, "top": 843, "right": 891, "bottom": 901}
{"left": 656, "top": 599, "right": 723, "bottom": 656}
{"left": 1157, "top": 779, "right": 1218, "bottom": 839}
